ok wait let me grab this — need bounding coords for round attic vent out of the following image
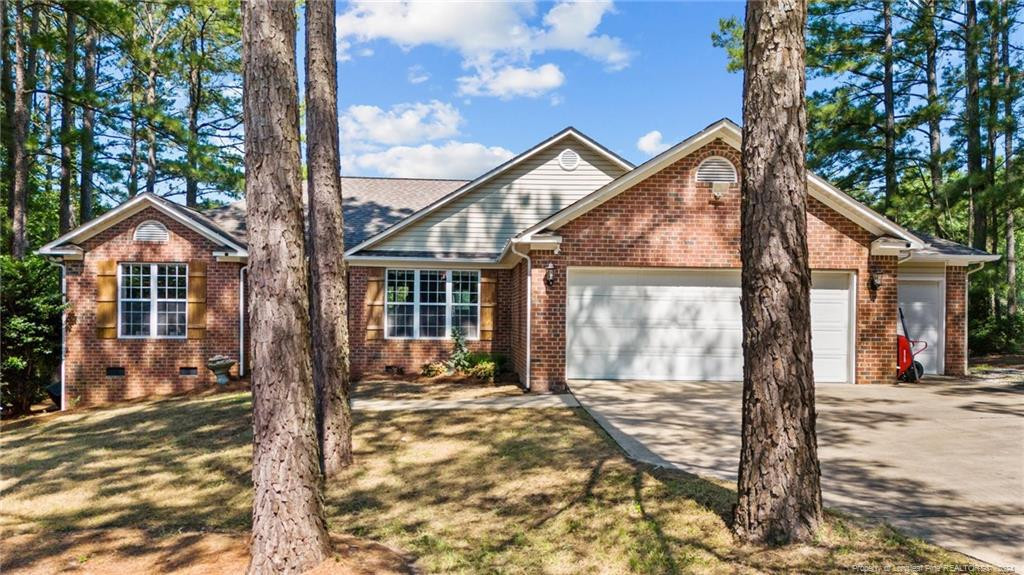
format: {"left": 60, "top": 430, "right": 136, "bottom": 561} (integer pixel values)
{"left": 695, "top": 156, "right": 738, "bottom": 183}
{"left": 558, "top": 148, "right": 580, "bottom": 171}
{"left": 134, "top": 220, "right": 169, "bottom": 243}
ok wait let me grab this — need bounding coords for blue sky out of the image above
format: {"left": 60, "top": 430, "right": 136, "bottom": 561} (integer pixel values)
{"left": 322, "top": 1, "right": 746, "bottom": 179}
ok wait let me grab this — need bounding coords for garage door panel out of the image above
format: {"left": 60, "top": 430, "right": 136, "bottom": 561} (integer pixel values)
{"left": 897, "top": 280, "right": 943, "bottom": 375}
{"left": 567, "top": 268, "right": 852, "bottom": 383}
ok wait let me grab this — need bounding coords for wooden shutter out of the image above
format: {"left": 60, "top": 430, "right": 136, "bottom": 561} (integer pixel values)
{"left": 187, "top": 260, "right": 207, "bottom": 339}
{"left": 365, "top": 268, "right": 385, "bottom": 340}
{"left": 480, "top": 272, "right": 496, "bottom": 342}
{"left": 95, "top": 260, "right": 118, "bottom": 339}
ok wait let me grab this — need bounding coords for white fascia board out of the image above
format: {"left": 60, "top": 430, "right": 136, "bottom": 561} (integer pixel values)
{"left": 519, "top": 119, "right": 924, "bottom": 251}
{"left": 37, "top": 193, "right": 247, "bottom": 257}
{"left": 343, "top": 128, "right": 633, "bottom": 257}
{"left": 520, "top": 120, "right": 737, "bottom": 241}
{"left": 870, "top": 237, "right": 914, "bottom": 256}
{"left": 343, "top": 254, "right": 509, "bottom": 269}
{"left": 905, "top": 253, "right": 1002, "bottom": 264}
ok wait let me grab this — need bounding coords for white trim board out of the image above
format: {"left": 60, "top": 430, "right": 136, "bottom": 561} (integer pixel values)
{"left": 518, "top": 119, "right": 923, "bottom": 251}
{"left": 344, "top": 127, "right": 634, "bottom": 257}
{"left": 38, "top": 193, "right": 247, "bottom": 258}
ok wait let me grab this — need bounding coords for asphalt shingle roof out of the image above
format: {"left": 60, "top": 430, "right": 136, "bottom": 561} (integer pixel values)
{"left": 203, "top": 176, "right": 468, "bottom": 248}
{"left": 910, "top": 229, "right": 996, "bottom": 258}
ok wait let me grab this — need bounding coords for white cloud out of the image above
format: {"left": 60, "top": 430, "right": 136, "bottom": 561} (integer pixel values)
{"left": 407, "top": 65, "right": 430, "bottom": 84}
{"left": 336, "top": 1, "right": 631, "bottom": 98}
{"left": 346, "top": 141, "right": 514, "bottom": 179}
{"left": 458, "top": 64, "right": 565, "bottom": 99}
{"left": 637, "top": 130, "right": 669, "bottom": 156}
{"left": 340, "top": 101, "right": 462, "bottom": 150}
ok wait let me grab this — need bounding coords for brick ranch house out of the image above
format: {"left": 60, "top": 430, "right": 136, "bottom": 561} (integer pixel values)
{"left": 39, "top": 119, "right": 998, "bottom": 407}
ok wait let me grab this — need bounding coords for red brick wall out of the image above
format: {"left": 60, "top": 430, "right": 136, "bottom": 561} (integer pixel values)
{"left": 945, "top": 266, "right": 967, "bottom": 376}
{"left": 525, "top": 139, "right": 899, "bottom": 391}
{"left": 346, "top": 267, "right": 514, "bottom": 378}
{"left": 64, "top": 207, "right": 243, "bottom": 405}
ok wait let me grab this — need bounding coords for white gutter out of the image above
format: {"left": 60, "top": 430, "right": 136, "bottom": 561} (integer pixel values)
{"left": 510, "top": 242, "right": 532, "bottom": 391}
{"left": 239, "top": 266, "right": 247, "bottom": 377}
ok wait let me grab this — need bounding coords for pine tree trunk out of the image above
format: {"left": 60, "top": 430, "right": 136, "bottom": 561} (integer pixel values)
{"left": 11, "top": 0, "right": 31, "bottom": 258}
{"left": 185, "top": 33, "right": 200, "bottom": 207}
{"left": 145, "top": 50, "right": 158, "bottom": 195}
{"left": 734, "top": 0, "right": 823, "bottom": 546}
{"left": 882, "top": 0, "right": 897, "bottom": 214}
{"left": 305, "top": 0, "right": 353, "bottom": 477}
{"left": 965, "top": 0, "right": 986, "bottom": 250}
{"left": 2, "top": 0, "right": 17, "bottom": 252}
{"left": 924, "top": 0, "right": 944, "bottom": 234}
{"left": 78, "top": 23, "right": 96, "bottom": 223}
{"left": 241, "top": 0, "right": 330, "bottom": 572}
{"left": 1005, "top": 0, "right": 1017, "bottom": 317}
{"left": 58, "top": 8, "right": 74, "bottom": 233}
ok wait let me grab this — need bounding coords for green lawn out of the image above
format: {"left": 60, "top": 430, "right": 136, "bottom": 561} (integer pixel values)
{"left": 1, "top": 390, "right": 979, "bottom": 574}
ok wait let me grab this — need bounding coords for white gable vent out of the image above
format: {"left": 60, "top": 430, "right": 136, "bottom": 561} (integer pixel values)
{"left": 558, "top": 148, "right": 580, "bottom": 171}
{"left": 134, "top": 220, "right": 169, "bottom": 243}
{"left": 695, "top": 156, "right": 738, "bottom": 183}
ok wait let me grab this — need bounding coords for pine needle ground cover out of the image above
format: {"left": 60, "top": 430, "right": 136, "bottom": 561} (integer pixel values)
{"left": 1, "top": 390, "right": 978, "bottom": 574}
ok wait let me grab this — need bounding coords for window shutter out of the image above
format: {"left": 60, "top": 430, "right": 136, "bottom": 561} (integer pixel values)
{"left": 365, "top": 269, "right": 385, "bottom": 340}
{"left": 96, "top": 260, "right": 118, "bottom": 339}
{"left": 187, "top": 260, "right": 207, "bottom": 339}
{"left": 480, "top": 272, "right": 496, "bottom": 341}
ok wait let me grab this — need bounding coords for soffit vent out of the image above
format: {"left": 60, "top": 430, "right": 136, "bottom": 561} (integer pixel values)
{"left": 134, "top": 220, "right": 169, "bottom": 243}
{"left": 695, "top": 156, "right": 738, "bottom": 183}
{"left": 558, "top": 148, "right": 580, "bottom": 171}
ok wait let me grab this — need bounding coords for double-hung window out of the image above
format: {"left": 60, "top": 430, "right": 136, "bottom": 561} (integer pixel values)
{"left": 385, "top": 269, "right": 480, "bottom": 339}
{"left": 118, "top": 263, "right": 188, "bottom": 338}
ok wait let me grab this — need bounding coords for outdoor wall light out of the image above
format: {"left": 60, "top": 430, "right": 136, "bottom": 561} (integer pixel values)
{"left": 869, "top": 271, "right": 883, "bottom": 292}
{"left": 544, "top": 262, "right": 556, "bottom": 287}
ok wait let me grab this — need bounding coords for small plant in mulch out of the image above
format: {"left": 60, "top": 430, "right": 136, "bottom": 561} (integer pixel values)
{"left": 447, "top": 327, "right": 471, "bottom": 372}
{"left": 467, "top": 360, "right": 496, "bottom": 384}
{"left": 420, "top": 361, "right": 448, "bottom": 378}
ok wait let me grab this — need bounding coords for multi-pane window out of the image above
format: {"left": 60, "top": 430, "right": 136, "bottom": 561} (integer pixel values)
{"left": 119, "top": 263, "right": 188, "bottom": 338}
{"left": 385, "top": 269, "right": 480, "bottom": 339}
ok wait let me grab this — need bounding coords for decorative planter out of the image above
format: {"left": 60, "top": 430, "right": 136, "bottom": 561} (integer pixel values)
{"left": 206, "top": 355, "right": 236, "bottom": 386}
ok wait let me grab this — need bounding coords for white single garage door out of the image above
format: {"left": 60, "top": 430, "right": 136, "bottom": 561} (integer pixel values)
{"left": 566, "top": 268, "right": 854, "bottom": 383}
{"left": 897, "top": 278, "right": 945, "bottom": 374}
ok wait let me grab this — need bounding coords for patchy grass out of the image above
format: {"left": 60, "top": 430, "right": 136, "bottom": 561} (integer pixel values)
{"left": 353, "top": 378, "right": 524, "bottom": 401}
{"left": 1, "top": 392, "right": 980, "bottom": 574}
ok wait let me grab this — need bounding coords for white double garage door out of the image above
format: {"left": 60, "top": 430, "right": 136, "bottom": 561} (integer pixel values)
{"left": 566, "top": 268, "right": 856, "bottom": 383}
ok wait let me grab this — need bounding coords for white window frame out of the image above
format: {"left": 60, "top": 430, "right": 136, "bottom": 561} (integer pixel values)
{"left": 384, "top": 269, "right": 480, "bottom": 341}
{"left": 117, "top": 263, "right": 188, "bottom": 340}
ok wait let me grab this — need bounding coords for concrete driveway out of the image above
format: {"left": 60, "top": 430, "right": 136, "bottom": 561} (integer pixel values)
{"left": 570, "top": 374, "right": 1024, "bottom": 571}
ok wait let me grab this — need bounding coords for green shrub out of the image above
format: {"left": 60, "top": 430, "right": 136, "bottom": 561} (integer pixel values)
{"left": 1, "top": 255, "right": 65, "bottom": 415}
{"left": 466, "top": 351, "right": 509, "bottom": 372}
{"left": 448, "top": 327, "right": 471, "bottom": 372}
{"left": 468, "top": 361, "right": 496, "bottom": 384}
{"left": 421, "top": 361, "right": 448, "bottom": 378}
{"left": 969, "top": 313, "right": 1024, "bottom": 356}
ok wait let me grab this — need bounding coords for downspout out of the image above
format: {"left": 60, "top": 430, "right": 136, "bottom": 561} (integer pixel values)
{"left": 57, "top": 262, "right": 66, "bottom": 411}
{"left": 239, "top": 266, "right": 248, "bottom": 377}
{"left": 510, "top": 241, "right": 532, "bottom": 391}
{"left": 964, "top": 262, "right": 987, "bottom": 375}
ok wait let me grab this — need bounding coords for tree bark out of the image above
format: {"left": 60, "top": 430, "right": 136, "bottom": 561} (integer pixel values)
{"left": 241, "top": 0, "right": 330, "bottom": 572}
{"left": 924, "top": 0, "right": 944, "bottom": 234}
{"left": 1004, "top": 0, "right": 1017, "bottom": 317}
{"left": 145, "top": 51, "right": 158, "bottom": 195}
{"left": 10, "top": 0, "right": 32, "bottom": 258}
{"left": 734, "top": 0, "right": 823, "bottom": 546}
{"left": 79, "top": 23, "right": 97, "bottom": 223}
{"left": 185, "top": 31, "right": 201, "bottom": 207}
{"left": 58, "top": 7, "right": 75, "bottom": 232}
{"left": 882, "top": 0, "right": 896, "bottom": 214}
{"left": 305, "top": 0, "right": 354, "bottom": 477}
{"left": 2, "top": 0, "right": 16, "bottom": 252}
{"left": 965, "top": 0, "right": 986, "bottom": 250}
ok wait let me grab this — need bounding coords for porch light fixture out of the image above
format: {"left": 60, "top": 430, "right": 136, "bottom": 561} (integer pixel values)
{"left": 869, "top": 270, "right": 883, "bottom": 293}
{"left": 544, "top": 262, "right": 556, "bottom": 287}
